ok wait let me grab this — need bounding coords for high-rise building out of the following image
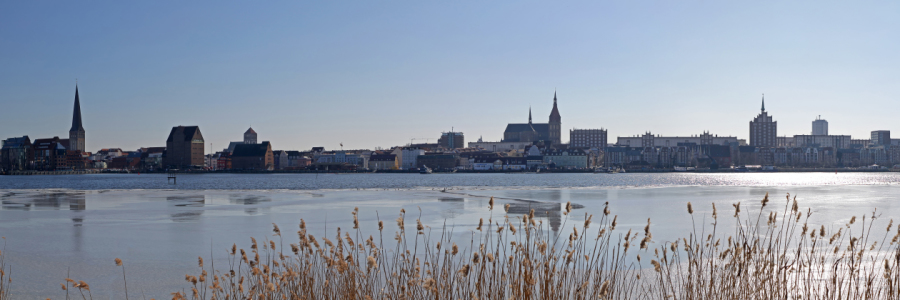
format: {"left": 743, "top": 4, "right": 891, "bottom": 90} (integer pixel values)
{"left": 438, "top": 131, "right": 464, "bottom": 149}
{"left": 569, "top": 128, "right": 607, "bottom": 149}
{"left": 164, "top": 126, "right": 205, "bottom": 168}
{"left": 244, "top": 127, "right": 257, "bottom": 144}
{"left": 812, "top": 116, "right": 828, "bottom": 135}
{"left": 749, "top": 95, "right": 777, "bottom": 147}
{"left": 871, "top": 130, "right": 891, "bottom": 146}
{"left": 68, "top": 86, "right": 85, "bottom": 152}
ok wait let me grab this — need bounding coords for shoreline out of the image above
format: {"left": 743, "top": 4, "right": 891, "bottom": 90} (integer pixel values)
{"left": 2, "top": 168, "right": 898, "bottom": 175}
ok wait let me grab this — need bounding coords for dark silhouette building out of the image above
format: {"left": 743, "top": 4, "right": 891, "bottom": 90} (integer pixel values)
{"left": 548, "top": 92, "right": 562, "bottom": 145}
{"left": 32, "top": 137, "right": 67, "bottom": 170}
{"left": 69, "top": 86, "right": 86, "bottom": 152}
{"left": 231, "top": 141, "right": 273, "bottom": 170}
{"left": 244, "top": 127, "right": 257, "bottom": 144}
{"left": 1, "top": 136, "right": 32, "bottom": 171}
{"left": 164, "top": 126, "right": 205, "bottom": 168}
{"left": 749, "top": 95, "right": 777, "bottom": 147}
{"left": 503, "top": 92, "right": 563, "bottom": 145}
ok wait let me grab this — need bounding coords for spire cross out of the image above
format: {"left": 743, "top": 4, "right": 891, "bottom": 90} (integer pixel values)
{"left": 761, "top": 93, "right": 766, "bottom": 112}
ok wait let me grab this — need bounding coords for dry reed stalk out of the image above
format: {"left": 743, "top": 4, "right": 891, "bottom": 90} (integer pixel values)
{"left": 166, "top": 193, "right": 895, "bottom": 299}
{"left": 34, "top": 193, "right": 900, "bottom": 299}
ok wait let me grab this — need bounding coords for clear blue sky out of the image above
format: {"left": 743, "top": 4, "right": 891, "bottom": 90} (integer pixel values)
{"left": 2, "top": 1, "right": 898, "bottom": 152}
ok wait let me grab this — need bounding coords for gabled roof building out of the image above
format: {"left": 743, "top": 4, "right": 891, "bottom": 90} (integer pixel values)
{"left": 164, "top": 126, "right": 205, "bottom": 168}
{"left": 231, "top": 141, "right": 273, "bottom": 170}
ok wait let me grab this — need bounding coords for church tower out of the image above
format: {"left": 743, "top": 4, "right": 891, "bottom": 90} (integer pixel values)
{"left": 548, "top": 91, "right": 562, "bottom": 145}
{"left": 244, "top": 127, "right": 258, "bottom": 144}
{"left": 69, "top": 85, "right": 86, "bottom": 152}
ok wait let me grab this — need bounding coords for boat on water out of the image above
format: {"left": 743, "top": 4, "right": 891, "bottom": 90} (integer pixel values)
{"left": 419, "top": 165, "right": 432, "bottom": 174}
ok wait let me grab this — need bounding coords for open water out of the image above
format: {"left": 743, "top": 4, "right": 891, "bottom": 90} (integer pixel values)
{"left": 1, "top": 173, "right": 899, "bottom": 299}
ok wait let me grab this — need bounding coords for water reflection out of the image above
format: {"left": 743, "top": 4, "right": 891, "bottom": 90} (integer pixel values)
{"left": 167, "top": 195, "right": 205, "bottom": 222}
{"left": 229, "top": 194, "right": 271, "bottom": 215}
{"left": 0, "top": 191, "right": 86, "bottom": 211}
{"left": 438, "top": 197, "right": 465, "bottom": 219}
{"left": 507, "top": 201, "right": 563, "bottom": 232}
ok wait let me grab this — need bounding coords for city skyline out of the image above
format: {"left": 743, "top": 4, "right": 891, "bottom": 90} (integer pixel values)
{"left": 2, "top": 1, "right": 899, "bottom": 151}
{"left": 3, "top": 85, "right": 895, "bottom": 153}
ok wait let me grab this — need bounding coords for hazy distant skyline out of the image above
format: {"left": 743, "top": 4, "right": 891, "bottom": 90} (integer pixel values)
{"left": 2, "top": 1, "right": 899, "bottom": 152}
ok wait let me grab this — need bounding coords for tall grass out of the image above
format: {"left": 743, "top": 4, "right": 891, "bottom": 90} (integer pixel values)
{"left": 164, "top": 193, "right": 900, "bottom": 300}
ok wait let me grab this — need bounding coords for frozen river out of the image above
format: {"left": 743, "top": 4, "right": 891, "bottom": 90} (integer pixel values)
{"left": 1, "top": 172, "right": 899, "bottom": 299}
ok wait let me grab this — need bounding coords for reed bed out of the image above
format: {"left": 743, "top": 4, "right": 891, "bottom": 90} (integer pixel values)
{"left": 157, "top": 193, "right": 900, "bottom": 300}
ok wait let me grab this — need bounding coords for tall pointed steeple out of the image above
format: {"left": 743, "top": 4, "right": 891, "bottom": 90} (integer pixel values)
{"left": 69, "top": 85, "right": 86, "bottom": 152}
{"left": 549, "top": 90, "right": 561, "bottom": 123}
{"left": 548, "top": 90, "right": 562, "bottom": 145}
{"left": 71, "top": 85, "right": 83, "bottom": 132}
{"left": 761, "top": 93, "right": 765, "bottom": 112}
{"left": 528, "top": 106, "right": 532, "bottom": 124}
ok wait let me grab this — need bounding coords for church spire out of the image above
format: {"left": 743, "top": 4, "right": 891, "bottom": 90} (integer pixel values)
{"left": 761, "top": 93, "right": 765, "bottom": 112}
{"left": 70, "top": 85, "right": 83, "bottom": 132}
{"left": 549, "top": 90, "right": 561, "bottom": 124}
{"left": 528, "top": 106, "right": 532, "bottom": 124}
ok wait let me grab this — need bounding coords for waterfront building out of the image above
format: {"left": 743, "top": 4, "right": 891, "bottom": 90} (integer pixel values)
{"left": 244, "top": 127, "right": 257, "bottom": 144}
{"left": 66, "top": 150, "right": 88, "bottom": 170}
{"left": 871, "top": 130, "right": 891, "bottom": 146}
{"left": 68, "top": 86, "right": 86, "bottom": 153}
{"left": 315, "top": 150, "right": 369, "bottom": 167}
{"left": 93, "top": 148, "right": 125, "bottom": 162}
{"left": 569, "top": 128, "right": 607, "bottom": 149}
{"left": 32, "top": 137, "right": 67, "bottom": 170}
{"left": 472, "top": 157, "right": 499, "bottom": 171}
{"left": 367, "top": 154, "right": 398, "bottom": 170}
{"left": 393, "top": 147, "right": 425, "bottom": 170}
{"left": 438, "top": 131, "right": 464, "bottom": 149}
{"left": 500, "top": 157, "right": 527, "bottom": 170}
{"left": 838, "top": 149, "right": 861, "bottom": 167}
{"left": 749, "top": 95, "right": 777, "bottom": 147}
{"left": 812, "top": 116, "right": 828, "bottom": 135}
{"left": 502, "top": 92, "right": 562, "bottom": 145}
{"left": 850, "top": 139, "right": 870, "bottom": 149}
{"left": 792, "top": 135, "right": 851, "bottom": 149}
{"left": 603, "top": 146, "right": 629, "bottom": 167}
{"left": 776, "top": 136, "right": 794, "bottom": 147}
{"left": 205, "top": 153, "right": 219, "bottom": 170}
{"left": 616, "top": 131, "right": 738, "bottom": 147}
{"left": 468, "top": 140, "right": 534, "bottom": 152}
{"left": 285, "top": 151, "right": 311, "bottom": 169}
{"left": 860, "top": 146, "right": 890, "bottom": 165}
{"left": 1, "top": 136, "right": 32, "bottom": 171}
{"left": 140, "top": 147, "right": 166, "bottom": 170}
{"left": 456, "top": 150, "right": 493, "bottom": 170}
{"left": 416, "top": 153, "right": 458, "bottom": 169}
{"left": 231, "top": 141, "right": 274, "bottom": 170}
{"left": 217, "top": 155, "right": 232, "bottom": 170}
{"left": 164, "top": 126, "right": 205, "bottom": 168}
{"left": 542, "top": 148, "right": 588, "bottom": 169}
{"left": 273, "top": 150, "right": 288, "bottom": 170}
